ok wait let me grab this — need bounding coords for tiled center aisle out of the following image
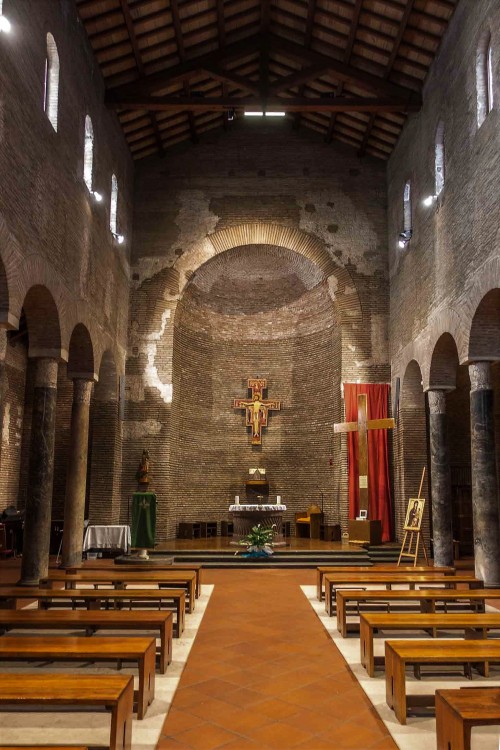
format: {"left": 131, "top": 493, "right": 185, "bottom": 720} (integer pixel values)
{"left": 157, "top": 569, "right": 397, "bottom": 750}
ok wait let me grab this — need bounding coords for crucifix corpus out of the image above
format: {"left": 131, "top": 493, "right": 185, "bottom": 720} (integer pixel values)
{"left": 232, "top": 378, "right": 281, "bottom": 445}
{"left": 334, "top": 393, "right": 395, "bottom": 543}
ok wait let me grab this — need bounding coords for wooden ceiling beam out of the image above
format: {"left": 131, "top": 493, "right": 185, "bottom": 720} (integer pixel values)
{"left": 269, "top": 63, "right": 330, "bottom": 95}
{"left": 359, "top": 0, "right": 416, "bottom": 156}
{"left": 107, "top": 94, "right": 422, "bottom": 113}
{"left": 204, "top": 65, "right": 260, "bottom": 95}
{"left": 106, "top": 33, "right": 263, "bottom": 96}
{"left": 118, "top": 0, "right": 164, "bottom": 154}
{"left": 293, "top": 0, "right": 317, "bottom": 130}
{"left": 170, "top": 0, "right": 198, "bottom": 144}
{"left": 270, "top": 34, "right": 422, "bottom": 102}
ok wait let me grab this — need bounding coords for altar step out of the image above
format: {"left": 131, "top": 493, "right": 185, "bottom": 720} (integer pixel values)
{"left": 151, "top": 544, "right": 401, "bottom": 568}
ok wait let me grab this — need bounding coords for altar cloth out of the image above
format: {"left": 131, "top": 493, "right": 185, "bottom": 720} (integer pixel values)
{"left": 83, "top": 524, "right": 131, "bottom": 553}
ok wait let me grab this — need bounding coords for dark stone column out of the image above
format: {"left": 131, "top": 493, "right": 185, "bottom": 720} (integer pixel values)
{"left": 427, "top": 389, "right": 454, "bottom": 567}
{"left": 61, "top": 378, "right": 93, "bottom": 568}
{"left": 469, "top": 361, "right": 500, "bottom": 586}
{"left": 19, "top": 357, "right": 59, "bottom": 586}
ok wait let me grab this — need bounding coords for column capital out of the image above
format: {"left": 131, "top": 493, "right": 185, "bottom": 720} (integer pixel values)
{"left": 72, "top": 378, "right": 93, "bottom": 405}
{"left": 34, "top": 357, "right": 58, "bottom": 389}
{"left": 427, "top": 389, "right": 447, "bottom": 414}
{"left": 469, "top": 361, "right": 492, "bottom": 392}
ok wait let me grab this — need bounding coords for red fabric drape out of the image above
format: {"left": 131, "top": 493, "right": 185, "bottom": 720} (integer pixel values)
{"left": 344, "top": 383, "right": 392, "bottom": 542}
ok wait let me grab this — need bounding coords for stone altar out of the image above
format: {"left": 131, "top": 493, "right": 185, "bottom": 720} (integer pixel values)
{"left": 229, "top": 504, "right": 287, "bottom": 546}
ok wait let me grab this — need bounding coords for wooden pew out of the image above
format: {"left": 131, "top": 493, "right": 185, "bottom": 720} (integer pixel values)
{"left": 64, "top": 562, "right": 203, "bottom": 597}
{"left": 360, "top": 612, "right": 500, "bottom": 676}
{"left": 316, "top": 565, "right": 456, "bottom": 600}
{"left": 0, "top": 608, "right": 173, "bottom": 673}
{"left": 435, "top": 687, "right": 500, "bottom": 750}
{"left": 0, "top": 635, "right": 155, "bottom": 719}
{"left": 0, "top": 673, "right": 133, "bottom": 750}
{"left": 324, "top": 573, "right": 482, "bottom": 617}
{"left": 385, "top": 639, "right": 500, "bottom": 724}
{"left": 335, "top": 588, "right": 500, "bottom": 637}
{"left": 40, "top": 570, "right": 197, "bottom": 613}
{"left": 0, "top": 586, "right": 186, "bottom": 636}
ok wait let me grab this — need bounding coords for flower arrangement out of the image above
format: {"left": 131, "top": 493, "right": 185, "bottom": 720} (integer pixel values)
{"left": 236, "top": 524, "right": 275, "bottom": 557}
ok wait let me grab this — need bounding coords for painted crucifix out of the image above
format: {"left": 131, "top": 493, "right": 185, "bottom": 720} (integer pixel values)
{"left": 232, "top": 378, "right": 281, "bottom": 445}
{"left": 334, "top": 393, "right": 395, "bottom": 516}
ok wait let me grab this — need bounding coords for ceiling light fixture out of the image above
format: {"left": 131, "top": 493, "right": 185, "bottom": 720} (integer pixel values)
{"left": 398, "top": 229, "right": 413, "bottom": 249}
{"left": 244, "top": 111, "right": 264, "bottom": 117}
{"left": 422, "top": 195, "right": 437, "bottom": 207}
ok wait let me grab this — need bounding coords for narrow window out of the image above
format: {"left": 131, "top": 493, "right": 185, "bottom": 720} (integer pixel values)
{"left": 403, "top": 181, "right": 412, "bottom": 233}
{"left": 477, "top": 32, "right": 494, "bottom": 126}
{"left": 487, "top": 41, "right": 494, "bottom": 114}
{"left": 435, "top": 121, "right": 445, "bottom": 196}
{"left": 83, "top": 115, "right": 94, "bottom": 191}
{"left": 44, "top": 33, "right": 59, "bottom": 131}
{"left": 110, "top": 174, "right": 118, "bottom": 234}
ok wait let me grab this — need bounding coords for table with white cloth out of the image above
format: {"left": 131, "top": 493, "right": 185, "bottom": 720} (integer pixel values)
{"left": 229, "top": 504, "right": 287, "bottom": 546}
{"left": 83, "top": 524, "right": 131, "bottom": 554}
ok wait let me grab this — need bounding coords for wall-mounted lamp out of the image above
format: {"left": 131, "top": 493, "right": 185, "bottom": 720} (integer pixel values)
{"left": 0, "top": 15, "right": 11, "bottom": 33}
{"left": 92, "top": 191, "right": 103, "bottom": 202}
{"left": 422, "top": 195, "right": 437, "bottom": 207}
{"left": 113, "top": 233, "right": 125, "bottom": 245}
{"left": 398, "top": 229, "right": 412, "bottom": 249}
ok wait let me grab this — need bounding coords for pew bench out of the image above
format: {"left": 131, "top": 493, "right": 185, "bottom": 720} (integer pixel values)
{"left": 0, "top": 635, "right": 156, "bottom": 720}
{"left": 335, "top": 589, "right": 499, "bottom": 638}
{"left": 385, "top": 639, "right": 500, "bottom": 724}
{"left": 435, "top": 687, "right": 500, "bottom": 750}
{"left": 0, "top": 587, "right": 186, "bottom": 636}
{"left": 0, "top": 608, "right": 173, "bottom": 673}
{"left": 40, "top": 570, "right": 197, "bottom": 614}
{"left": 316, "top": 565, "right": 456, "bottom": 601}
{"left": 324, "top": 574, "right": 482, "bottom": 617}
{"left": 64, "top": 562, "right": 203, "bottom": 598}
{"left": 360, "top": 612, "right": 500, "bottom": 676}
{"left": 0, "top": 673, "right": 133, "bottom": 750}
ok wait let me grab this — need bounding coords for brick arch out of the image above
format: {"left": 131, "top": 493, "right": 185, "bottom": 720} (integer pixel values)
{"left": 67, "top": 323, "right": 95, "bottom": 379}
{"left": 206, "top": 224, "right": 363, "bottom": 323}
{"left": 461, "top": 257, "right": 500, "bottom": 360}
{"left": 21, "top": 284, "right": 62, "bottom": 359}
{"left": 428, "top": 332, "right": 460, "bottom": 390}
{"left": 94, "top": 349, "right": 118, "bottom": 402}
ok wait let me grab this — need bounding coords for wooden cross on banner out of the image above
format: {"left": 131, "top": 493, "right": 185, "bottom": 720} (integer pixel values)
{"left": 232, "top": 378, "right": 281, "bottom": 445}
{"left": 334, "top": 393, "right": 395, "bottom": 516}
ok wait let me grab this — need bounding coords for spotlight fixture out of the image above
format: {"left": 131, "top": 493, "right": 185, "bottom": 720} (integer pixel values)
{"left": 92, "top": 191, "right": 103, "bottom": 202}
{"left": 0, "top": 15, "right": 11, "bottom": 33}
{"left": 422, "top": 195, "right": 437, "bottom": 207}
{"left": 113, "top": 233, "right": 125, "bottom": 245}
{"left": 398, "top": 229, "right": 413, "bottom": 249}
{"left": 227, "top": 108, "right": 235, "bottom": 121}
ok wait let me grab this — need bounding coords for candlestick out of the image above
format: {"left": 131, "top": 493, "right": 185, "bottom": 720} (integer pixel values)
{"left": 276, "top": 495, "right": 281, "bottom": 504}
{"left": 235, "top": 495, "right": 240, "bottom": 505}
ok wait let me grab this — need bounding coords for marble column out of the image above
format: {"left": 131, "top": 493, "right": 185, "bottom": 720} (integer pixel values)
{"left": 61, "top": 378, "right": 93, "bottom": 568}
{"left": 427, "top": 389, "right": 454, "bottom": 567}
{"left": 469, "top": 361, "right": 500, "bottom": 586}
{"left": 19, "top": 357, "right": 59, "bottom": 586}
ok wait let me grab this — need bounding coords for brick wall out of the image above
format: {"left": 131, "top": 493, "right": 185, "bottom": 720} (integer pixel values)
{"left": 0, "top": 0, "right": 133, "bottom": 520}
{"left": 125, "top": 121, "right": 391, "bottom": 541}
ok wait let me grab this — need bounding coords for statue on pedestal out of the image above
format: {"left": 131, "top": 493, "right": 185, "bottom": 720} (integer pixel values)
{"left": 135, "top": 449, "right": 150, "bottom": 488}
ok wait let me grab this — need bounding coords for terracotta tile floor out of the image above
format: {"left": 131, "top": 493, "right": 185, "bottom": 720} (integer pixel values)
{"left": 157, "top": 568, "right": 397, "bottom": 750}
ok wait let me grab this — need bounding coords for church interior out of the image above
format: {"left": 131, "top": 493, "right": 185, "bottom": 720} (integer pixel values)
{"left": 2, "top": 0, "right": 500, "bottom": 748}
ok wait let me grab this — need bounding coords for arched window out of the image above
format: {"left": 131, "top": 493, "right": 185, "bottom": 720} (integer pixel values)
{"left": 44, "top": 33, "right": 59, "bottom": 131}
{"left": 403, "top": 180, "right": 412, "bottom": 232}
{"left": 83, "top": 115, "right": 94, "bottom": 191}
{"left": 435, "top": 121, "right": 445, "bottom": 196}
{"left": 477, "top": 32, "right": 494, "bottom": 126}
{"left": 110, "top": 174, "right": 118, "bottom": 234}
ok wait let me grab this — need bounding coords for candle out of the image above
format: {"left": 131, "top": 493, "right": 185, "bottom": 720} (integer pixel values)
{"left": 277, "top": 495, "right": 281, "bottom": 504}
{"left": 235, "top": 495, "right": 240, "bottom": 505}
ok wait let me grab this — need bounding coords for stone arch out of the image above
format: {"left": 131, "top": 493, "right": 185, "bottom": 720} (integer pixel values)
{"left": 468, "top": 288, "right": 500, "bottom": 361}
{"left": 94, "top": 350, "right": 118, "bottom": 403}
{"left": 429, "top": 332, "right": 460, "bottom": 390}
{"left": 397, "top": 360, "right": 430, "bottom": 542}
{"left": 206, "top": 224, "right": 363, "bottom": 324}
{"left": 462, "top": 257, "right": 500, "bottom": 360}
{"left": 21, "top": 284, "right": 62, "bottom": 359}
{"left": 0, "top": 253, "right": 11, "bottom": 330}
{"left": 67, "top": 323, "right": 95, "bottom": 379}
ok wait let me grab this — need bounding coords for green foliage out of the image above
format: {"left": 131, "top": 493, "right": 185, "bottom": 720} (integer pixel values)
{"left": 239, "top": 523, "right": 274, "bottom": 548}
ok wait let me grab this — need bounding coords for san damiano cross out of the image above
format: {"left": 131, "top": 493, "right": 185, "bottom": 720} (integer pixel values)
{"left": 232, "top": 379, "right": 281, "bottom": 445}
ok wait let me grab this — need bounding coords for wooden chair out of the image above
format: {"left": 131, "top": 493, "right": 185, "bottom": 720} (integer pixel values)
{"left": 295, "top": 504, "right": 323, "bottom": 539}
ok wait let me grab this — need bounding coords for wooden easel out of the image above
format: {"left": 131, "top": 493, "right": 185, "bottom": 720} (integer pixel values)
{"left": 397, "top": 468, "right": 429, "bottom": 567}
